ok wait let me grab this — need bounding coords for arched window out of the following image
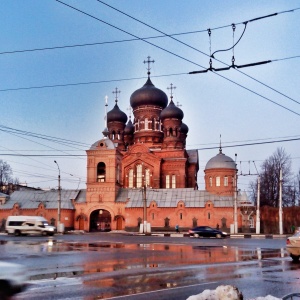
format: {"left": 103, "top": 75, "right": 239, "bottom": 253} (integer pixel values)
{"left": 216, "top": 176, "right": 220, "bottom": 187}
{"left": 128, "top": 169, "right": 134, "bottom": 188}
{"left": 152, "top": 118, "right": 155, "bottom": 130}
{"left": 97, "top": 162, "right": 106, "bottom": 182}
{"left": 172, "top": 175, "right": 176, "bottom": 188}
{"left": 116, "top": 164, "right": 120, "bottom": 183}
{"left": 209, "top": 177, "right": 213, "bottom": 187}
{"left": 136, "top": 164, "right": 143, "bottom": 188}
{"left": 145, "top": 118, "right": 148, "bottom": 130}
{"left": 224, "top": 176, "right": 228, "bottom": 187}
{"left": 145, "top": 169, "right": 150, "bottom": 187}
{"left": 166, "top": 175, "right": 170, "bottom": 188}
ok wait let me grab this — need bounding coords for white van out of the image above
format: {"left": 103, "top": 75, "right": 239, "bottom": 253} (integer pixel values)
{"left": 5, "top": 216, "right": 56, "bottom": 236}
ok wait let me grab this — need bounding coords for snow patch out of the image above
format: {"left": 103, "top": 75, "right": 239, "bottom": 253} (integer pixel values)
{"left": 186, "top": 285, "right": 281, "bottom": 300}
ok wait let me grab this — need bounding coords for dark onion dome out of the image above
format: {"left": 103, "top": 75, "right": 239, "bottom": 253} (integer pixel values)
{"left": 107, "top": 102, "right": 128, "bottom": 123}
{"left": 160, "top": 99, "right": 184, "bottom": 121}
{"left": 205, "top": 149, "right": 236, "bottom": 170}
{"left": 130, "top": 78, "right": 168, "bottom": 109}
{"left": 180, "top": 122, "right": 189, "bottom": 134}
{"left": 124, "top": 117, "right": 134, "bottom": 135}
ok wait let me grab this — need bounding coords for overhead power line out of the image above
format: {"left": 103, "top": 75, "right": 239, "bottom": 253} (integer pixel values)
{"left": 0, "top": 2, "right": 299, "bottom": 115}
{"left": 1, "top": 135, "right": 300, "bottom": 156}
{"left": 2, "top": 7, "right": 298, "bottom": 56}
{"left": 96, "top": 1, "right": 300, "bottom": 109}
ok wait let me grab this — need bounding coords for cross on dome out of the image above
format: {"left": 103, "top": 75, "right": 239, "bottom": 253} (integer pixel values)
{"left": 127, "top": 106, "right": 132, "bottom": 118}
{"left": 143, "top": 56, "right": 155, "bottom": 78}
{"left": 167, "top": 83, "right": 176, "bottom": 100}
{"left": 219, "top": 134, "right": 223, "bottom": 153}
{"left": 112, "top": 87, "right": 121, "bottom": 103}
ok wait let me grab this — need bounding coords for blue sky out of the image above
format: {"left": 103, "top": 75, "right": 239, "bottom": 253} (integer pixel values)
{"left": 1, "top": 0, "right": 299, "bottom": 192}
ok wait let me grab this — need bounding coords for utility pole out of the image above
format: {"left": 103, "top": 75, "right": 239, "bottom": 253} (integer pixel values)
{"left": 233, "top": 154, "right": 238, "bottom": 233}
{"left": 256, "top": 175, "right": 261, "bottom": 234}
{"left": 54, "top": 160, "right": 62, "bottom": 233}
{"left": 279, "top": 168, "right": 283, "bottom": 235}
{"left": 143, "top": 184, "right": 147, "bottom": 233}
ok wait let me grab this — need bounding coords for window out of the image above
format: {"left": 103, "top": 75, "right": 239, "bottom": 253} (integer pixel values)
{"left": 145, "top": 118, "right": 148, "bottom": 130}
{"left": 152, "top": 118, "right": 155, "bottom": 130}
{"left": 97, "top": 162, "right": 106, "bottom": 182}
{"left": 209, "top": 177, "right": 213, "bottom": 187}
{"left": 166, "top": 175, "right": 170, "bottom": 189}
{"left": 145, "top": 169, "right": 150, "bottom": 187}
{"left": 216, "top": 176, "right": 220, "bottom": 187}
{"left": 128, "top": 169, "right": 133, "bottom": 188}
{"left": 180, "top": 213, "right": 183, "bottom": 220}
{"left": 224, "top": 176, "right": 228, "bottom": 187}
{"left": 172, "top": 175, "right": 176, "bottom": 188}
{"left": 116, "top": 164, "right": 120, "bottom": 183}
{"left": 136, "top": 164, "right": 143, "bottom": 188}
{"left": 208, "top": 212, "right": 211, "bottom": 220}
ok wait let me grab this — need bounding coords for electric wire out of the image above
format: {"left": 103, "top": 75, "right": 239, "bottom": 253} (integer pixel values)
{"left": 2, "top": 3, "right": 300, "bottom": 109}
{"left": 96, "top": 0, "right": 300, "bottom": 107}
{"left": 1, "top": 2, "right": 298, "bottom": 109}
{"left": 0, "top": 55, "right": 298, "bottom": 91}
{"left": 1, "top": 135, "right": 300, "bottom": 156}
{"left": 4, "top": 8, "right": 299, "bottom": 56}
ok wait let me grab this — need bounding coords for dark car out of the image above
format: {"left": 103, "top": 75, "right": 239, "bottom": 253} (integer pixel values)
{"left": 188, "top": 226, "right": 228, "bottom": 238}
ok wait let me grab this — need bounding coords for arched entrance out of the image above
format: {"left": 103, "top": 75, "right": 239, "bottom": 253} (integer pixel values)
{"left": 90, "top": 209, "right": 111, "bottom": 232}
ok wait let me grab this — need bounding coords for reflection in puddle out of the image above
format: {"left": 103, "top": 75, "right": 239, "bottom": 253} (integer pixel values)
{"left": 4, "top": 239, "right": 298, "bottom": 300}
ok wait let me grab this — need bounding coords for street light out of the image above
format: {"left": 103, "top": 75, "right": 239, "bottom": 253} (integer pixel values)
{"left": 54, "top": 160, "right": 61, "bottom": 233}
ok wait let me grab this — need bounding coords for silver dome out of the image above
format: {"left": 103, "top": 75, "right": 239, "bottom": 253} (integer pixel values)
{"left": 205, "top": 149, "right": 236, "bottom": 170}
{"left": 90, "top": 137, "right": 115, "bottom": 150}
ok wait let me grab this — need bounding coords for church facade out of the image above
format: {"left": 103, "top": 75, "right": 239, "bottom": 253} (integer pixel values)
{"left": 0, "top": 63, "right": 254, "bottom": 233}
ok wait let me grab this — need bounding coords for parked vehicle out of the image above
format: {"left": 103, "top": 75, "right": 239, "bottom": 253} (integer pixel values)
{"left": 5, "top": 216, "right": 56, "bottom": 236}
{"left": 286, "top": 231, "right": 300, "bottom": 262}
{"left": 189, "top": 226, "right": 228, "bottom": 238}
{"left": 0, "top": 261, "right": 28, "bottom": 299}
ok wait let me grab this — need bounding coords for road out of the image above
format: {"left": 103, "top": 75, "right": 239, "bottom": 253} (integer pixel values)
{"left": 0, "top": 232, "right": 299, "bottom": 299}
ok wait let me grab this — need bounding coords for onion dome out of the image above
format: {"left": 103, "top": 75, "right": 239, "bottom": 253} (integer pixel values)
{"left": 130, "top": 78, "right": 168, "bottom": 109}
{"left": 205, "top": 148, "right": 236, "bottom": 170}
{"left": 107, "top": 102, "right": 127, "bottom": 124}
{"left": 180, "top": 122, "right": 189, "bottom": 134}
{"left": 160, "top": 100, "right": 184, "bottom": 121}
{"left": 124, "top": 117, "right": 134, "bottom": 135}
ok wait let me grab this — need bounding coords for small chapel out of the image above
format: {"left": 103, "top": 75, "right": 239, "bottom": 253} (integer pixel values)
{"left": 0, "top": 59, "right": 254, "bottom": 233}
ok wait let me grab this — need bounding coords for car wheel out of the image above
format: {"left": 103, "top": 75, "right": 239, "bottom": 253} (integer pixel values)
{"left": 48, "top": 232, "right": 54, "bottom": 236}
{"left": 216, "top": 233, "right": 221, "bottom": 239}
{"left": 42, "top": 231, "right": 48, "bottom": 236}
{"left": 291, "top": 254, "right": 300, "bottom": 262}
{"left": 14, "top": 230, "right": 21, "bottom": 236}
{"left": 194, "top": 234, "right": 199, "bottom": 238}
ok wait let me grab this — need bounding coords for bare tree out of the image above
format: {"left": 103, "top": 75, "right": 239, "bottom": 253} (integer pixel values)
{"left": 0, "top": 160, "right": 19, "bottom": 194}
{"left": 250, "top": 147, "right": 294, "bottom": 207}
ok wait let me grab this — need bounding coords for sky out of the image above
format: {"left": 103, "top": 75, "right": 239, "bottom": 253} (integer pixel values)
{"left": 0, "top": 0, "right": 300, "bottom": 193}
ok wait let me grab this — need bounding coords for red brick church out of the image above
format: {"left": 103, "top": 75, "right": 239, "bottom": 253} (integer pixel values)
{"left": 0, "top": 60, "right": 254, "bottom": 233}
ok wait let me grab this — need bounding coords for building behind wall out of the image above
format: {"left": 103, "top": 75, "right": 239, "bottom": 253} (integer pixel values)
{"left": 0, "top": 61, "right": 255, "bottom": 233}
